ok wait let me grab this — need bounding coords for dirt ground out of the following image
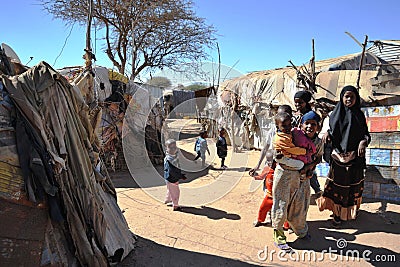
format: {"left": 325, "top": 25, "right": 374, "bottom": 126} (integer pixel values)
{"left": 115, "top": 119, "right": 400, "bottom": 267}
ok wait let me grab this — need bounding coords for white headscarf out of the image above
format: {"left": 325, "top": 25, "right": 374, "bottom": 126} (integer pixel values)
{"left": 165, "top": 139, "right": 180, "bottom": 166}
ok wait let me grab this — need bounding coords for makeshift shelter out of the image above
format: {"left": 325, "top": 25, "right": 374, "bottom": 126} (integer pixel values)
{"left": 216, "top": 52, "right": 397, "bottom": 148}
{"left": 162, "top": 88, "right": 196, "bottom": 118}
{"left": 219, "top": 52, "right": 397, "bottom": 109}
{"left": 127, "top": 82, "right": 165, "bottom": 166}
{"left": 59, "top": 66, "right": 165, "bottom": 170}
{"left": 194, "top": 86, "right": 216, "bottom": 123}
{"left": 0, "top": 48, "right": 135, "bottom": 266}
{"left": 215, "top": 50, "right": 400, "bottom": 203}
{"left": 367, "top": 40, "right": 400, "bottom": 62}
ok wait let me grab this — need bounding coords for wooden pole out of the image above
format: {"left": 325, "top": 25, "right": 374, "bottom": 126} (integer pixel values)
{"left": 231, "top": 95, "right": 237, "bottom": 153}
{"left": 84, "top": 0, "right": 93, "bottom": 71}
{"left": 216, "top": 42, "right": 221, "bottom": 95}
{"left": 356, "top": 35, "right": 368, "bottom": 90}
{"left": 311, "top": 39, "right": 315, "bottom": 77}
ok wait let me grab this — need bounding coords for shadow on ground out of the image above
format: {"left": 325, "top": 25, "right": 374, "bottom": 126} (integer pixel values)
{"left": 179, "top": 206, "right": 241, "bottom": 220}
{"left": 110, "top": 170, "right": 140, "bottom": 188}
{"left": 111, "top": 147, "right": 237, "bottom": 188}
{"left": 288, "top": 210, "right": 400, "bottom": 267}
{"left": 118, "top": 236, "right": 259, "bottom": 267}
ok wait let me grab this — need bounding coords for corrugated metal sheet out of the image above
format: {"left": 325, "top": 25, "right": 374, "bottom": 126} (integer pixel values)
{"left": 367, "top": 40, "right": 400, "bottom": 62}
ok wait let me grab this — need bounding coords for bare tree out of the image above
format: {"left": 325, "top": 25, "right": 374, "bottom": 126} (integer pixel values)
{"left": 41, "top": 0, "right": 216, "bottom": 79}
{"left": 146, "top": 76, "right": 172, "bottom": 88}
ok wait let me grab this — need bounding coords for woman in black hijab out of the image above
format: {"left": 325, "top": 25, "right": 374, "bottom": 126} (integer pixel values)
{"left": 318, "top": 85, "right": 370, "bottom": 226}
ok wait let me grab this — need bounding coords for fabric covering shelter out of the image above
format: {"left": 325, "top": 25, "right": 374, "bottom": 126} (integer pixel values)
{"left": 218, "top": 52, "right": 398, "bottom": 108}
{"left": 0, "top": 61, "right": 135, "bottom": 266}
{"left": 214, "top": 52, "right": 399, "bottom": 150}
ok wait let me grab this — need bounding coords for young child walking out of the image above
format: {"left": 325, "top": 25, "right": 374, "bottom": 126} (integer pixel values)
{"left": 251, "top": 147, "right": 290, "bottom": 231}
{"left": 252, "top": 151, "right": 275, "bottom": 226}
{"left": 164, "top": 139, "right": 186, "bottom": 211}
{"left": 216, "top": 127, "right": 228, "bottom": 169}
{"left": 193, "top": 130, "right": 210, "bottom": 167}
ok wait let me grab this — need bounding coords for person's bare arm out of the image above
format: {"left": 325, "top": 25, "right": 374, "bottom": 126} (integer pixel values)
{"left": 358, "top": 139, "right": 368, "bottom": 157}
{"left": 249, "top": 143, "right": 268, "bottom": 175}
{"left": 322, "top": 132, "right": 330, "bottom": 143}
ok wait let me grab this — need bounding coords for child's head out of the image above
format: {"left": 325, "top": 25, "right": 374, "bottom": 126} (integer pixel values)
{"left": 265, "top": 150, "right": 274, "bottom": 166}
{"left": 218, "top": 127, "right": 225, "bottom": 137}
{"left": 340, "top": 85, "right": 360, "bottom": 108}
{"left": 165, "top": 139, "right": 178, "bottom": 155}
{"left": 275, "top": 112, "right": 292, "bottom": 134}
{"left": 300, "top": 111, "right": 321, "bottom": 138}
{"left": 277, "top": 105, "right": 293, "bottom": 117}
{"left": 200, "top": 130, "right": 208, "bottom": 138}
{"left": 294, "top": 90, "right": 312, "bottom": 114}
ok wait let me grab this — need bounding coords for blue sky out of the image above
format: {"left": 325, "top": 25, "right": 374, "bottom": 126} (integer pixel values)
{"left": 1, "top": 0, "right": 399, "bottom": 78}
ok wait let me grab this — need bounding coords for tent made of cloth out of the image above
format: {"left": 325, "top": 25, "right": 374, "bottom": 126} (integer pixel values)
{"left": 218, "top": 52, "right": 398, "bottom": 108}
{"left": 59, "top": 66, "right": 130, "bottom": 103}
{"left": 1, "top": 62, "right": 135, "bottom": 266}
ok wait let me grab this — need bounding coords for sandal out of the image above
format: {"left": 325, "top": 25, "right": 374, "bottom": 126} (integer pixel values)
{"left": 274, "top": 242, "right": 293, "bottom": 253}
{"left": 253, "top": 221, "right": 263, "bottom": 227}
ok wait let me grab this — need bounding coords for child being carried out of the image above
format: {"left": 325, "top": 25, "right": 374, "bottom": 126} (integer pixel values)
{"left": 273, "top": 112, "right": 316, "bottom": 175}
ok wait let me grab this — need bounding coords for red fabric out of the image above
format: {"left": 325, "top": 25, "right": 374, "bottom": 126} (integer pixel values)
{"left": 256, "top": 165, "right": 275, "bottom": 222}
{"left": 283, "top": 221, "right": 290, "bottom": 230}
{"left": 258, "top": 196, "right": 273, "bottom": 222}
{"left": 254, "top": 165, "right": 274, "bottom": 197}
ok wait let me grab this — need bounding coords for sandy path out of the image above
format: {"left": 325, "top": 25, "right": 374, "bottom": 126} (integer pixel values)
{"left": 116, "top": 119, "right": 399, "bottom": 266}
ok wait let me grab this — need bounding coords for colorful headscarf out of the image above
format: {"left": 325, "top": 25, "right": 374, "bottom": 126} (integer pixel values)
{"left": 301, "top": 110, "right": 321, "bottom": 124}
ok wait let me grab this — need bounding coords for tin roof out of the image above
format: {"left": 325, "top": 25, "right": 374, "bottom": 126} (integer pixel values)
{"left": 368, "top": 40, "right": 400, "bottom": 62}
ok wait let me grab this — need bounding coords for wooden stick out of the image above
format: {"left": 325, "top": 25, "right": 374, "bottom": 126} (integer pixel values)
{"left": 84, "top": 0, "right": 94, "bottom": 71}
{"left": 356, "top": 35, "right": 368, "bottom": 90}
{"left": 311, "top": 39, "right": 315, "bottom": 75}
{"left": 310, "top": 39, "right": 317, "bottom": 92}
{"left": 216, "top": 42, "right": 221, "bottom": 95}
